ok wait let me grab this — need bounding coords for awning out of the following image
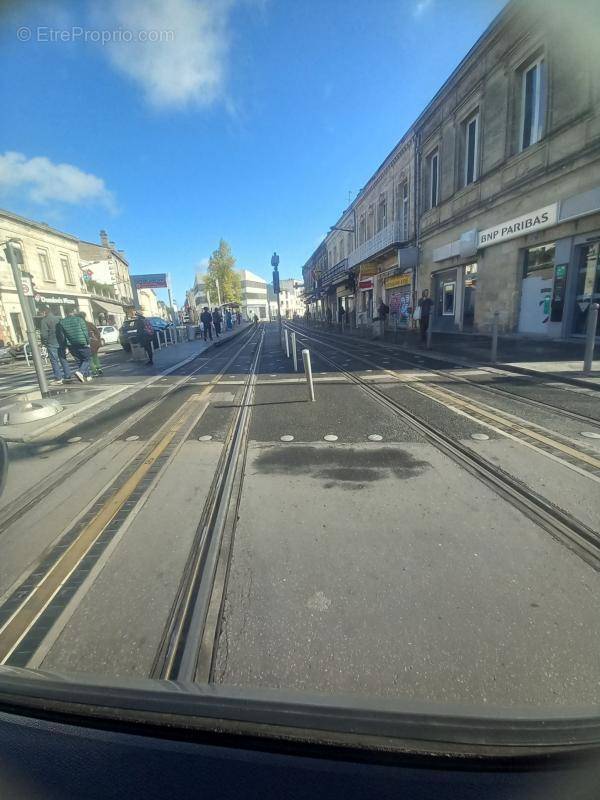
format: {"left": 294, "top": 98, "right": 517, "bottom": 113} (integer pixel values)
{"left": 91, "top": 298, "right": 125, "bottom": 315}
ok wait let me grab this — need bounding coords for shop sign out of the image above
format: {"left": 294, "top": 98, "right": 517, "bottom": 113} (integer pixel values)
{"left": 385, "top": 273, "right": 411, "bottom": 289}
{"left": 358, "top": 277, "right": 373, "bottom": 290}
{"left": 478, "top": 203, "right": 558, "bottom": 248}
{"left": 359, "top": 265, "right": 379, "bottom": 277}
{"left": 21, "top": 277, "right": 33, "bottom": 296}
{"left": 35, "top": 293, "right": 79, "bottom": 305}
{"left": 132, "top": 273, "right": 168, "bottom": 289}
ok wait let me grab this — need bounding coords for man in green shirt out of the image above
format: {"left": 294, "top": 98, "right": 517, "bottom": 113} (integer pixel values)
{"left": 40, "top": 306, "right": 72, "bottom": 384}
{"left": 57, "top": 307, "right": 91, "bottom": 382}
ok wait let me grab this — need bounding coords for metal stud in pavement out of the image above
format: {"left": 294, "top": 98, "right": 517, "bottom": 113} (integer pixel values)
{"left": 198, "top": 435, "right": 213, "bottom": 441}
{"left": 581, "top": 431, "right": 600, "bottom": 439}
{"left": 67, "top": 436, "right": 82, "bottom": 443}
{"left": 471, "top": 433, "right": 489, "bottom": 440}
{"left": 323, "top": 434, "right": 338, "bottom": 442}
{"left": 367, "top": 434, "right": 383, "bottom": 441}
{"left": 125, "top": 435, "right": 140, "bottom": 441}
{"left": 280, "top": 435, "right": 294, "bottom": 442}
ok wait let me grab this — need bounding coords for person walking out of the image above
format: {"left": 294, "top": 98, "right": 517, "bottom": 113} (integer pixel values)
{"left": 236, "top": 310, "right": 242, "bottom": 326}
{"left": 212, "top": 307, "right": 222, "bottom": 338}
{"left": 57, "top": 307, "right": 91, "bottom": 382}
{"left": 200, "top": 307, "right": 213, "bottom": 341}
{"left": 78, "top": 312, "right": 103, "bottom": 376}
{"left": 418, "top": 289, "right": 434, "bottom": 343}
{"left": 225, "top": 309, "right": 233, "bottom": 330}
{"left": 326, "top": 306, "right": 332, "bottom": 327}
{"left": 134, "top": 312, "right": 154, "bottom": 365}
{"left": 40, "top": 306, "right": 72, "bottom": 384}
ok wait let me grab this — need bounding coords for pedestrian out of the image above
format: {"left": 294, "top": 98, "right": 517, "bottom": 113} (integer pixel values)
{"left": 338, "top": 304, "right": 345, "bottom": 328}
{"left": 225, "top": 309, "right": 233, "bottom": 330}
{"left": 236, "top": 310, "right": 242, "bottom": 326}
{"left": 78, "top": 312, "right": 103, "bottom": 376}
{"left": 212, "top": 307, "right": 222, "bottom": 338}
{"left": 40, "top": 305, "right": 72, "bottom": 384}
{"left": 134, "top": 312, "right": 155, "bottom": 365}
{"left": 57, "top": 307, "right": 92, "bottom": 382}
{"left": 417, "top": 289, "right": 434, "bottom": 343}
{"left": 378, "top": 299, "right": 390, "bottom": 324}
{"left": 200, "top": 307, "right": 213, "bottom": 341}
{"left": 326, "top": 306, "right": 332, "bottom": 327}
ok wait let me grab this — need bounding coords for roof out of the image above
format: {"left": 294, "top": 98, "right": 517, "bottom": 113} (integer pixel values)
{"left": 0, "top": 207, "right": 78, "bottom": 242}
{"left": 239, "top": 269, "right": 266, "bottom": 284}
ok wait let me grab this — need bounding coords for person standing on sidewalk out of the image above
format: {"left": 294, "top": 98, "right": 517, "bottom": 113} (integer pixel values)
{"left": 418, "top": 289, "right": 434, "bottom": 343}
{"left": 225, "top": 309, "right": 233, "bottom": 330}
{"left": 40, "top": 306, "right": 72, "bottom": 385}
{"left": 57, "top": 307, "right": 92, "bottom": 382}
{"left": 134, "top": 312, "right": 154, "bottom": 365}
{"left": 212, "top": 307, "right": 222, "bottom": 338}
{"left": 200, "top": 307, "right": 213, "bottom": 341}
{"left": 78, "top": 312, "right": 103, "bottom": 376}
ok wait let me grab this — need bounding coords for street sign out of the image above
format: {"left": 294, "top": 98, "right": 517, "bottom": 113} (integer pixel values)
{"left": 21, "top": 277, "right": 33, "bottom": 296}
{"left": 132, "top": 273, "right": 168, "bottom": 289}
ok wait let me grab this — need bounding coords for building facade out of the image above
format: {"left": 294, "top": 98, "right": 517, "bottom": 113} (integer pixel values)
{"left": 78, "top": 230, "right": 134, "bottom": 327}
{"left": 0, "top": 209, "right": 94, "bottom": 345}
{"left": 239, "top": 269, "right": 269, "bottom": 320}
{"left": 302, "top": 0, "right": 600, "bottom": 342}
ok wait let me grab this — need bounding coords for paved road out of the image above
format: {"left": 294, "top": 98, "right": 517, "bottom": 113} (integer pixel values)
{"left": 1, "top": 322, "right": 599, "bottom": 713}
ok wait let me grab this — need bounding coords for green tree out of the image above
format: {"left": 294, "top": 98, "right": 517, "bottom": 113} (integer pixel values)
{"left": 204, "top": 239, "right": 241, "bottom": 305}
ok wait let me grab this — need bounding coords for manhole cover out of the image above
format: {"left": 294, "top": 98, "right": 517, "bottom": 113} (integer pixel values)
{"left": 1, "top": 398, "right": 63, "bottom": 426}
{"left": 125, "top": 435, "right": 140, "bottom": 441}
{"left": 323, "top": 434, "right": 338, "bottom": 442}
{"left": 471, "top": 433, "right": 489, "bottom": 441}
{"left": 581, "top": 431, "right": 600, "bottom": 439}
{"left": 198, "top": 435, "right": 213, "bottom": 441}
{"left": 280, "top": 435, "right": 294, "bottom": 442}
{"left": 368, "top": 434, "right": 383, "bottom": 441}
{"left": 67, "top": 436, "right": 82, "bottom": 443}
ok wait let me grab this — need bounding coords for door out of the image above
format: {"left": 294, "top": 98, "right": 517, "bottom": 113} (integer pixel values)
{"left": 10, "top": 313, "right": 24, "bottom": 343}
{"left": 572, "top": 242, "right": 600, "bottom": 336}
{"left": 462, "top": 264, "right": 477, "bottom": 331}
{"left": 433, "top": 269, "right": 457, "bottom": 332}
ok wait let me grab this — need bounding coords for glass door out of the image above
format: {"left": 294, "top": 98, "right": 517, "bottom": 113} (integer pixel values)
{"left": 462, "top": 263, "right": 477, "bottom": 331}
{"left": 572, "top": 243, "right": 600, "bottom": 336}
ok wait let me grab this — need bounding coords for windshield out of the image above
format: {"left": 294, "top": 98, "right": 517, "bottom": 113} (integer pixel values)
{"left": 0, "top": 0, "right": 599, "bottom": 753}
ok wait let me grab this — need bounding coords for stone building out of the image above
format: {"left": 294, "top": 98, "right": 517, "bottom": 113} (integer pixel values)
{"left": 78, "top": 230, "right": 134, "bottom": 326}
{"left": 303, "top": 0, "right": 600, "bottom": 342}
{"left": 0, "top": 209, "right": 94, "bottom": 345}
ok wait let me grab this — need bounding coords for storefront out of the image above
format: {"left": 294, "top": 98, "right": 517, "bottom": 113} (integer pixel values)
{"left": 384, "top": 272, "right": 412, "bottom": 329}
{"left": 91, "top": 297, "right": 126, "bottom": 327}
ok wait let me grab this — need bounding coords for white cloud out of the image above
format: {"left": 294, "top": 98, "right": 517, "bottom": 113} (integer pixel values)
{"left": 413, "top": 0, "right": 433, "bottom": 18}
{"left": 0, "top": 151, "right": 115, "bottom": 211}
{"left": 95, "top": 0, "right": 236, "bottom": 109}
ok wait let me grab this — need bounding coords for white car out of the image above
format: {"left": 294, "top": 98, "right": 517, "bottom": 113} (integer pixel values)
{"left": 97, "top": 325, "right": 120, "bottom": 346}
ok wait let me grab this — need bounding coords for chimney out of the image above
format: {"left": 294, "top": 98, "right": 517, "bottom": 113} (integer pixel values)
{"left": 109, "top": 240, "right": 116, "bottom": 251}
{"left": 100, "top": 230, "right": 109, "bottom": 248}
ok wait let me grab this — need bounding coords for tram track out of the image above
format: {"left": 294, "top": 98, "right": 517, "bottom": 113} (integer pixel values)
{"left": 0, "top": 325, "right": 256, "bottom": 534}
{"left": 0, "top": 327, "right": 262, "bottom": 669}
{"left": 289, "top": 323, "right": 600, "bottom": 571}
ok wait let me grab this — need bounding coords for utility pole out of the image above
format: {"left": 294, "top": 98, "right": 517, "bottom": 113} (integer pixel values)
{"left": 3, "top": 240, "right": 49, "bottom": 398}
{"left": 271, "top": 252, "right": 281, "bottom": 340}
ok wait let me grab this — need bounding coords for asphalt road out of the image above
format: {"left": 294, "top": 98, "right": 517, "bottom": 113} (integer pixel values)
{"left": 1, "top": 322, "right": 599, "bottom": 713}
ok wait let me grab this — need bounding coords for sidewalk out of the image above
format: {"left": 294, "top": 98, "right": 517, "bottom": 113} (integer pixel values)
{"left": 0, "top": 322, "right": 250, "bottom": 441}
{"left": 302, "top": 322, "right": 600, "bottom": 389}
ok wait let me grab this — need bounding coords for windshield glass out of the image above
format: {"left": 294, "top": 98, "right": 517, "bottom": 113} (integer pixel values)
{"left": 0, "top": 0, "right": 599, "bottom": 745}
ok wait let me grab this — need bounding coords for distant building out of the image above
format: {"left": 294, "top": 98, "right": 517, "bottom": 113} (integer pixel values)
{"left": 267, "top": 278, "right": 304, "bottom": 319}
{"left": 138, "top": 287, "right": 160, "bottom": 317}
{"left": 78, "top": 230, "right": 134, "bottom": 326}
{"left": 0, "top": 208, "right": 94, "bottom": 345}
{"left": 239, "top": 269, "right": 269, "bottom": 320}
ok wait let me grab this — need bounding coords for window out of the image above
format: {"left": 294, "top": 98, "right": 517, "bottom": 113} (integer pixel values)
{"left": 38, "top": 249, "right": 54, "bottom": 281}
{"left": 333, "top": 245, "right": 338, "bottom": 265}
{"left": 359, "top": 213, "right": 366, "bottom": 244}
{"left": 394, "top": 182, "right": 401, "bottom": 221}
{"left": 402, "top": 181, "right": 409, "bottom": 240}
{"left": 464, "top": 114, "right": 478, "bottom": 185}
{"left": 442, "top": 281, "right": 455, "bottom": 314}
{"left": 520, "top": 57, "right": 546, "bottom": 150}
{"left": 347, "top": 232, "right": 353, "bottom": 255}
{"left": 367, "top": 204, "right": 374, "bottom": 239}
{"left": 60, "top": 254, "right": 74, "bottom": 284}
{"left": 377, "top": 193, "right": 387, "bottom": 232}
{"left": 427, "top": 150, "right": 439, "bottom": 209}
{"left": 524, "top": 242, "right": 555, "bottom": 277}
{"left": 339, "top": 238, "right": 344, "bottom": 260}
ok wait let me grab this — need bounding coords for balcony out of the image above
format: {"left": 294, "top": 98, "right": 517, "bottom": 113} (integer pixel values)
{"left": 319, "top": 257, "right": 349, "bottom": 289}
{"left": 348, "top": 219, "right": 405, "bottom": 269}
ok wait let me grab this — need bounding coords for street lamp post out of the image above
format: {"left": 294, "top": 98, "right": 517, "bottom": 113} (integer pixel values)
{"left": 271, "top": 252, "right": 282, "bottom": 340}
{"left": 3, "top": 239, "right": 49, "bottom": 398}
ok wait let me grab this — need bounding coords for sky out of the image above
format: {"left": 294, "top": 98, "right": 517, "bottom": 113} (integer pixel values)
{"left": 0, "top": 0, "right": 507, "bottom": 307}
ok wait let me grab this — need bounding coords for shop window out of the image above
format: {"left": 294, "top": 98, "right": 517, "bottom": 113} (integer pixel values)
{"left": 442, "top": 281, "right": 455, "bottom": 315}
{"left": 519, "top": 56, "right": 546, "bottom": 151}
{"left": 523, "top": 242, "right": 555, "bottom": 277}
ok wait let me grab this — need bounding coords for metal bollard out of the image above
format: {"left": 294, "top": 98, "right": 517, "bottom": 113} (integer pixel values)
{"left": 302, "top": 349, "right": 315, "bottom": 401}
{"left": 491, "top": 311, "right": 499, "bottom": 364}
{"left": 583, "top": 303, "right": 599, "bottom": 375}
{"left": 291, "top": 331, "right": 298, "bottom": 372}
{"left": 284, "top": 328, "right": 290, "bottom": 358}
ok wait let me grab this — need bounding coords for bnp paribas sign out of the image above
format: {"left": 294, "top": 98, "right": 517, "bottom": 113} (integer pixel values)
{"left": 478, "top": 203, "right": 558, "bottom": 248}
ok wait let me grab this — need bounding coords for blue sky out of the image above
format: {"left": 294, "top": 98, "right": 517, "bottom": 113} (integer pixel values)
{"left": 0, "top": 0, "right": 506, "bottom": 306}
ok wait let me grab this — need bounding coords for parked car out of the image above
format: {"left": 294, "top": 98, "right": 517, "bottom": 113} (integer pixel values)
{"left": 119, "top": 317, "right": 173, "bottom": 352}
{"left": 97, "top": 325, "right": 120, "bottom": 346}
